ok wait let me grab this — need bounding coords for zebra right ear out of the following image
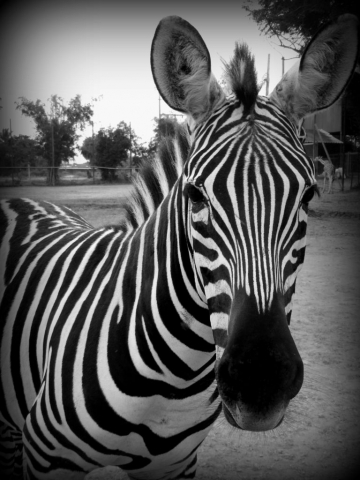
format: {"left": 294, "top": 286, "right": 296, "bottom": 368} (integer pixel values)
{"left": 270, "top": 14, "right": 359, "bottom": 124}
{"left": 151, "top": 16, "right": 224, "bottom": 122}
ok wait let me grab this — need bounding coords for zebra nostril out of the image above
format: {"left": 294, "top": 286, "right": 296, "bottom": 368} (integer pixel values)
{"left": 288, "top": 358, "right": 304, "bottom": 399}
{"left": 216, "top": 340, "right": 304, "bottom": 410}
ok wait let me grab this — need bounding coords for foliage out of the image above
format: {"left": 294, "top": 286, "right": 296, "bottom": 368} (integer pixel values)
{"left": 0, "top": 129, "right": 40, "bottom": 168}
{"left": 95, "top": 126, "right": 128, "bottom": 181}
{"left": 244, "top": 0, "right": 360, "bottom": 54}
{"left": 148, "top": 115, "right": 183, "bottom": 157}
{"left": 244, "top": 1, "right": 360, "bottom": 144}
{"left": 81, "top": 121, "right": 150, "bottom": 182}
{"left": 16, "top": 94, "right": 93, "bottom": 184}
{"left": 81, "top": 136, "right": 98, "bottom": 164}
{"left": 132, "top": 143, "right": 152, "bottom": 169}
{"left": 95, "top": 122, "right": 133, "bottom": 181}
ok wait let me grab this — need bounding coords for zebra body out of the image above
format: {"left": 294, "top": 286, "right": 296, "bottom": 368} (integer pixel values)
{"left": 1, "top": 195, "right": 216, "bottom": 478}
{"left": 1, "top": 14, "right": 358, "bottom": 480}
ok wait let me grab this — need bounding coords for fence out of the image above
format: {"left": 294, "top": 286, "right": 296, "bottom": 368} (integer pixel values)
{"left": 0, "top": 166, "right": 140, "bottom": 187}
{"left": 1, "top": 155, "right": 360, "bottom": 188}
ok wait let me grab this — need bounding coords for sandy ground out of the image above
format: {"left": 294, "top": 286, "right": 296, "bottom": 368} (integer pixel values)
{"left": 1, "top": 184, "right": 360, "bottom": 479}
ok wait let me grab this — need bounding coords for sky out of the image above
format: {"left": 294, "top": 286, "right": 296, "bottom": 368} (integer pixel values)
{"left": 0, "top": 0, "right": 299, "bottom": 163}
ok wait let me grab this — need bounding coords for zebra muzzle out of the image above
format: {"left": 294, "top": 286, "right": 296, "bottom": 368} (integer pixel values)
{"left": 215, "top": 294, "right": 304, "bottom": 431}
{"left": 222, "top": 399, "right": 287, "bottom": 431}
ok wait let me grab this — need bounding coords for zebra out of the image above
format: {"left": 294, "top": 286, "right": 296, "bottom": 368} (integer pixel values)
{"left": 0, "top": 13, "right": 358, "bottom": 480}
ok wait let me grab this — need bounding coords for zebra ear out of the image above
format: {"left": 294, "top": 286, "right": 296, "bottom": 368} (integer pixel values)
{"left": 270, "top": 14, "right": 359, "bottom": 123}
{"left": 151, "top": 16, "right": 224, "bottom": 122}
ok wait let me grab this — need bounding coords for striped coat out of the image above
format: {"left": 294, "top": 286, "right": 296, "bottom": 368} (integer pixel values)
{"left": 1, "top": 13, "right": 358, "bottom": 480}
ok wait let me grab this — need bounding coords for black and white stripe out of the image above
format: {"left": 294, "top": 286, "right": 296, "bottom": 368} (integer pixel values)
{"left": 1, "top": 13, "right": 358, "bottom": 480}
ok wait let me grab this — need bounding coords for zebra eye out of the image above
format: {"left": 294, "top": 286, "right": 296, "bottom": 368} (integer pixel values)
{"left": 302, "top": 185, "right": 319, "bottom": 204}
{"left": 185, "top": 183, "right": 206, "bottom": 204}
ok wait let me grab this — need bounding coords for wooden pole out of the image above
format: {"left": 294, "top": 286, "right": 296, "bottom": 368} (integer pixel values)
{"left": 315, "top": 123, "right": 331, "bottom": 162}
{"left": 92, "top": 121, "right": 95, "bottom": 165}
{"left": 341, "top": 95, "right": 346, "bottom": 191}
{"left": 312, "top": 115, "right": 317, "bottom": 174}
{"left": 9, "top": 119, "right": 14, "bottom": 185}
{"left": 51, "top": 120, "right": 55, "bottom": 185}
{"left": 266, "top": 54, "right": 270, "bottom": 96}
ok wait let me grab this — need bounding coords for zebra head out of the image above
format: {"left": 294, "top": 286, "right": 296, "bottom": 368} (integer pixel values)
{"left": 151, "top": 15, "right": 358, "bottom": 431}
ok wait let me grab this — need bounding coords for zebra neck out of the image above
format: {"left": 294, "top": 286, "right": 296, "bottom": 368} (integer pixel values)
{"left": 133, "top": 182, "right": 209, "bottom": 327}
{"left": 116, "top": 188, "right": 215, "bottom": 383}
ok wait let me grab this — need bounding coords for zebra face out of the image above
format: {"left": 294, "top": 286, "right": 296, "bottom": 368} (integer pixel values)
{"left": 152, "top": 14, "right": 358, "bottom": 431}
{"left": 183, "top": 97, "right": 317, "bottom": 430}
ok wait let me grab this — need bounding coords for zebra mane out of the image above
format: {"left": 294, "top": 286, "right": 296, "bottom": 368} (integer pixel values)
{"left": 223, "top": 43, "right": 259, "bottom": 112}
{"left": 122, "top": 122, "right": 190, "bottom": 230}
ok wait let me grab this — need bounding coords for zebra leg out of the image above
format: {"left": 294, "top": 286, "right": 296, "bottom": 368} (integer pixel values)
{"left": 0, "top": 421, "right": 23, "bottom": 479}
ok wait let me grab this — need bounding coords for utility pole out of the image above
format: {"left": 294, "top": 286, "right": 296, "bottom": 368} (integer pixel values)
{"left": 129, "top": 122, "right": 132, "bottom": 177}
{"left": 266, "top": 54, "right": 270, "bottom": 96}
{"left": 341, "top": 95, "right": 346, "bottom": 191}
{"left": 160, "top": 113, "right": 184, "bottom": 136}
{"left": 282, "top": 57, "right": 285, "bottom": 76}
{"left": 51, "top": 116, "right": 55, "bottom": 185}
{"left": 159, "top": 95, "right": 161, "bottom": 120}
{"left": 92, "top": 120, "right": 95, "bottom": 163}
{"left": 312, "top": 114, "right": 317, "bottom": 172}
{"left": 49, "top": 100, "right": 55, "bottom": 186}
{"left": 9, "top": 119, "right": 14, "bottom": 185}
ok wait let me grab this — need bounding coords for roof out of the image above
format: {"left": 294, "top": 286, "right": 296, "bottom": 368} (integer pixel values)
{"left": 304, "top": 128, "right": 342, "bottom": 144}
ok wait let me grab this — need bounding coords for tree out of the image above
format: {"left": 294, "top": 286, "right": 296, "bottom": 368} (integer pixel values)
{"left": 16, "top": 94, "right": 93, "bottom": 184}
{"left": 0, "top": 129, "right": 40, "bottom": 167}
{"left": 244, "top": 0, "right": 360, "bottom": 54}
{"left": 244, "top": 1, "right": 360, "bottom": 146}
{"left": 95, "top": 121, "right": 137, "bottom": 182}
{"left": 0, "top": 129, "right": 42, "bottom": 183}
{"left": 131, "top": 143, "right": 151, "bottom": 169}
{"left": 81, "top": 135, "right": 98, "bottom": 165}
{"left": 148, "top": 115, "right": 183, "bottom": 157}
{"left": 81, "top": 121, "right": 148, "bottom": 182}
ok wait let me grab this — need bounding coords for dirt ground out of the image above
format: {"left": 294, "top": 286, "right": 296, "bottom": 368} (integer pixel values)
{"left": 1, "top": 184, "right": 360, "bottom": 479}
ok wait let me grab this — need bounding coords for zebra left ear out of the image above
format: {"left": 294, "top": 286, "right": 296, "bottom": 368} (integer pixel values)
{"left": 270, "top": 14, "right": 359, "bottom": 124}
{"left": 151, "top": 16, "right": 224, "bottom": 122}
